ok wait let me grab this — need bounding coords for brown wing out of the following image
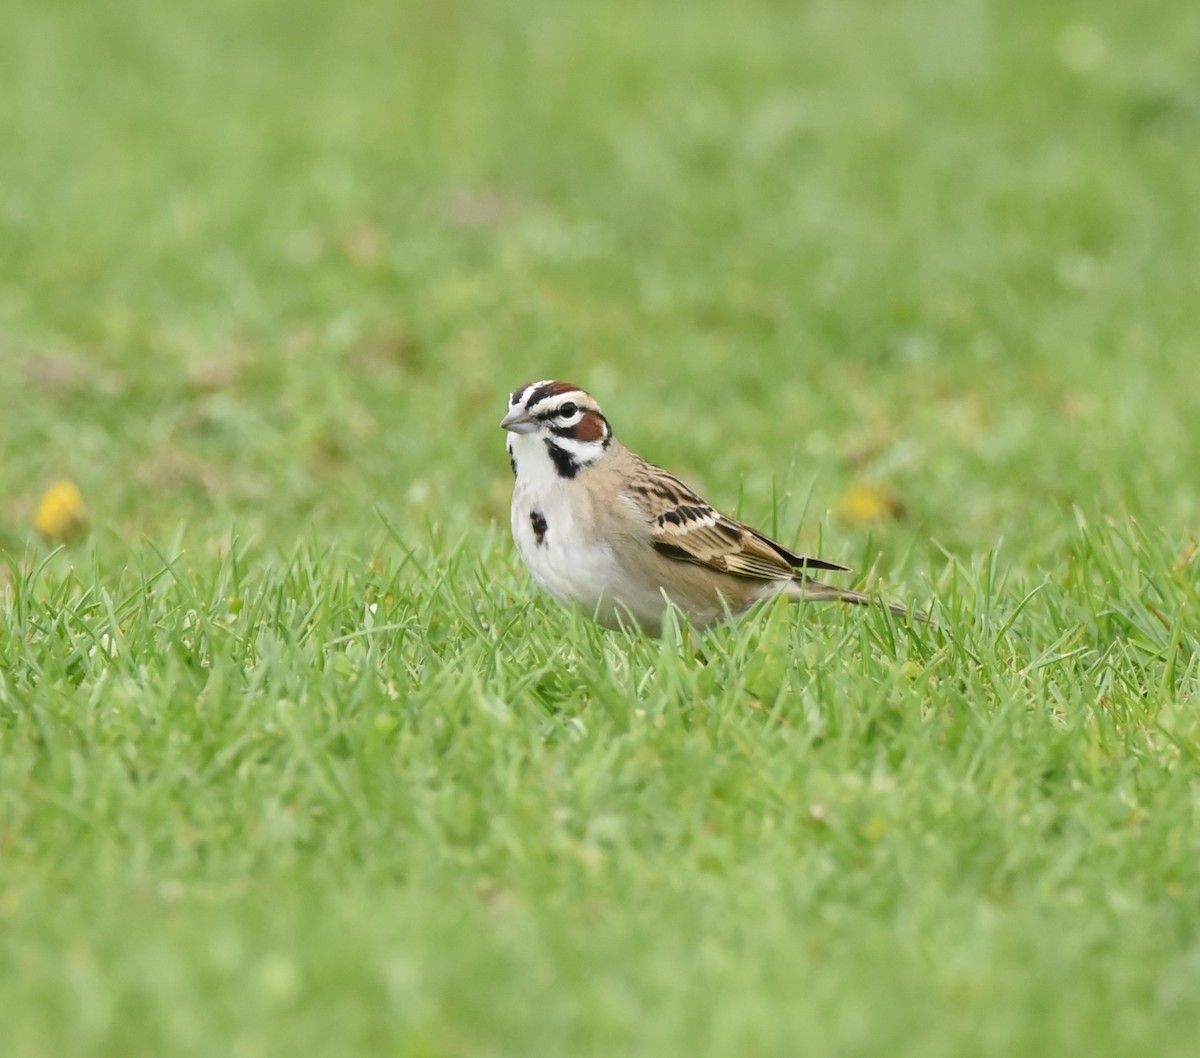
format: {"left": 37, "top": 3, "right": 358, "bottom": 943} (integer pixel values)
{"left": 626, "top": 461, "right": 849, "bottom": 582}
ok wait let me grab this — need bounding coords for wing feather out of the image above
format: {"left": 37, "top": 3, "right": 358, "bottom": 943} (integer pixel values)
{"left": 628, "top": 462, "right": 849, "bottom": 582}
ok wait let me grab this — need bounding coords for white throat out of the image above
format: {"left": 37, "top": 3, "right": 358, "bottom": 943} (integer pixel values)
{"left": 508, "top": 431, "right": 603, "bottom": 487}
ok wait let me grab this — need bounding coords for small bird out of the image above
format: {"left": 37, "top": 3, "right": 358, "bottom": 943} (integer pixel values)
{"left": 502, "top": 380, "right": 918, "bottom": 634}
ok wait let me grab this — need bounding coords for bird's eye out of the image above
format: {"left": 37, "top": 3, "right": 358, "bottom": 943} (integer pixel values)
{"left": 558, "top": 402, "right": 579, "bottom": 418}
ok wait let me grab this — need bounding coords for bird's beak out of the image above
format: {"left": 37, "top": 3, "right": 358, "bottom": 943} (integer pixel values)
{"left": 500, "top": 409, "right": 539, "bottom": 434}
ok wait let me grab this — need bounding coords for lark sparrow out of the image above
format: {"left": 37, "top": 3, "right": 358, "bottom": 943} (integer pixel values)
{"left": 502, "top": 380, "right": 918, "bottom": 634}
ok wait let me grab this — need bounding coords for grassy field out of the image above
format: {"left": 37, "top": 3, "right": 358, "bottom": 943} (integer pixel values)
{"left": 3, "top": 0, "right": 1200, "bottom": 1054}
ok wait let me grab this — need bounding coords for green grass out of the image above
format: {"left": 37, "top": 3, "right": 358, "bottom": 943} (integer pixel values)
{"left": 3, "top": 0, "right": 1200, "bottom": 1054}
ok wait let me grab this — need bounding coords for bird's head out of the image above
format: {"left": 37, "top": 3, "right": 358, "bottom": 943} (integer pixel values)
{"left": 500, "top": 380, "right": 613, "bottom": 480}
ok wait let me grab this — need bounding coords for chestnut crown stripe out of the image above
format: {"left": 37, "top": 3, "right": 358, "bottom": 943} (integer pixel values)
{"left": 512, "top": 379, "right": 585, "bottom": 409}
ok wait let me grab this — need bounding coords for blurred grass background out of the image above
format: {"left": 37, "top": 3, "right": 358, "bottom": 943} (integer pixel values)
{"left": 3, "top": 0, "right": 1198, "bottom": 556}
{"left": 2, "top": 1, "right": 1200, "bottom": 1055}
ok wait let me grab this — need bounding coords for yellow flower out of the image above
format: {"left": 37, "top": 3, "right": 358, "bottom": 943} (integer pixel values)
{"left": 34, "top": 480, "right": 89, "bottom": 543}
{"left": 834, "top": 483, "right": 906, "bottom": 524}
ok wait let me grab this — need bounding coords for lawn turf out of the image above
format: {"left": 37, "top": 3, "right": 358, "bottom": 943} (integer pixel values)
{"left": 2, "top": 0, "right": 1200, "bottom": 1055}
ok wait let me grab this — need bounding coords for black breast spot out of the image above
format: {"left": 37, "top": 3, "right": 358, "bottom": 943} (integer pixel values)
{"left": 530, "top": 510, "right": 549, "bottom": 546}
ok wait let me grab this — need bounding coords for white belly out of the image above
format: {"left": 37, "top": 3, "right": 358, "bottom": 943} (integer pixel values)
{"left": 506, "top": 433, "right": 680, "bottom": 632}
{"left": 511, "top": 480, "right": 623, "bottom": 618}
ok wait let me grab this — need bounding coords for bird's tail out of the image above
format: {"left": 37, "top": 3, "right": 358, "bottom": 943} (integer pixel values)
{"left": 794, "top": 579, "right": 929, "bottom": 623}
